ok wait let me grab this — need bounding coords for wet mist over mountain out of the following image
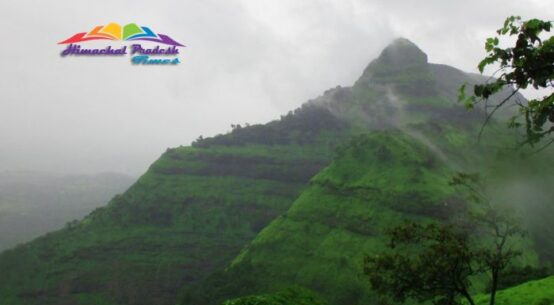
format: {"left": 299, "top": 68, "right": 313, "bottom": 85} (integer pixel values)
{"left": 0, "top": 37, "right": 552, "bottom": 305}
{"left": 0, "top": 0, "right": 552, "bottom": 176}
{"left": 1, "top": 1, "right": 554, "bottom": 305}
{"left": 0, "top": 171, "right": 134, "bottom": 251}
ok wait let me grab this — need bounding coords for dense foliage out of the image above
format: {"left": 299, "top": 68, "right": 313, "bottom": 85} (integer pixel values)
{"left": 460, "top": 16, "right": 554, "bottom": 148}
{"left": 365, "top": 223, "right": 478, "bottom": 305}
{"left": 192, "top": 104, "right": 347, "bottom": 147}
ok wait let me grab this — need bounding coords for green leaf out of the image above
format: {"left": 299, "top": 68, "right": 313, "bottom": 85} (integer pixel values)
{"left": 474, "top": 85, "right": 484, "bottom": 97}
{"left": 458, "top": 84, "right": 467, "bottom": 102}
{"left": 478, "top": 59, "right": 487, "bottom": 73}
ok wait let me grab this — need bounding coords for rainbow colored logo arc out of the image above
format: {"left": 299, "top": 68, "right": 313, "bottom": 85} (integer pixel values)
{"left": 58, "top": 22, "right": 184, "bottom": 47}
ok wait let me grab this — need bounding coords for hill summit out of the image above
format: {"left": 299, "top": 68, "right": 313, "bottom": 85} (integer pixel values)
{"left": 375, "top": 37, "right": 428, "bottom": 66}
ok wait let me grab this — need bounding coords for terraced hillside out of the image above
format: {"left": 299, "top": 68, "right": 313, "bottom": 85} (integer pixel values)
{"left": 1, "top": 39, "right": 551, "bottom": 305}
{"left": 0, "top": 105, "right": 351, "bottom": 305}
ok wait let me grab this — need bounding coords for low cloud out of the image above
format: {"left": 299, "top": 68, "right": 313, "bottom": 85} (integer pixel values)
{"left": 0, "top": 0, "right": 552, "bottom": 175}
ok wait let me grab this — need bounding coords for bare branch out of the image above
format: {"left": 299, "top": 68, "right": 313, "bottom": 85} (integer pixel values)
{"left": 477, "top": 88, "right": 520, "bottom": 143}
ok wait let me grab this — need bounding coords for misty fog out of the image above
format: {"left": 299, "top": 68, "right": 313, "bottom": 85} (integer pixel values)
{"left": 1, "top": 0, "right": 552, "bottom": 176}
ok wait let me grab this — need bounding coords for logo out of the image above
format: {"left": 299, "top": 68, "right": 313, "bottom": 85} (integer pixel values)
{"left": 58, "top": 22, "right": 184, "bottom": 65}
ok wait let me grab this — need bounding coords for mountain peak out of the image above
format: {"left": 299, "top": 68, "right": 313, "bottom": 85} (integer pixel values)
{"left": 377, "top": 38, "right": 428, "bottom": 66}
{"left": 356, "top": 38, "right": 430, "bottom": 88}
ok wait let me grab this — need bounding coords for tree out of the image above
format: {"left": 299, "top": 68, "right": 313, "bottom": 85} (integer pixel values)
{"left": 364, "top": 222, "right": 478, "bottom": 305}
{"left": 449, "top": 173, "right": 523, "bottom": 305}
{"left": 459, "top": 16, "right": 554, "bottom": 150}
{"left": 364, "top": 173, "right": 523, "bottom": 305}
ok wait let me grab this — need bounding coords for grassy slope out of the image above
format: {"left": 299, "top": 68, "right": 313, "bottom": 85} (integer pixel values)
{"left": 222, "top": 287, "right": 328, "bottom": 305}
{"left": 473, "top": 276, "right": 554, "bottom": 305}
{"left": 0, "top": 105, "right": 351, "bottom": 305}
{"left": 197, "top": 131, "right": 540, "bottom": 305}
{"left": 220, "top": 275, "right": 554, "bottom": 305}
{"left": 230, "top": 132, "right": 457, "bottom": 305}
{"left": 185, "top": 39, "right": 547, "bottom": 304}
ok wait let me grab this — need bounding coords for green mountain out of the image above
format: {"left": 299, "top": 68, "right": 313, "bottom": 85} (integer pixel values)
{"left": 0, "top": 171, "right": 133, "bottom": 252}
{"left": 0, "top": 104, "right": 350, "bottom": 305}
{"left": 198, "top": 131, "right": 469, "bottom": 305}
{"left": 180, "top": 39, "right": 553, "bottom": 305}
{"left": 0, "top": 38, "right": 552, "bottom": 305}
{"left": 184, "top": 133, "right": 541, "bottom": 305}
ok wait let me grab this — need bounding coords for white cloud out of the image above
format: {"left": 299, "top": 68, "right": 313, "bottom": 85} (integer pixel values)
{"left": 0, "top": 0, "right": 552, "bottom": 175}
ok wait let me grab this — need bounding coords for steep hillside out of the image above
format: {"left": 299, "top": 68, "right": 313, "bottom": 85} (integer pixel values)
{"left": 180, "top": 39, "right": 551, "bottom": 305}
{"left": 0, "top": 105, "right": 351, "bottom": 305}
{"left": 184, "top": 131, "right": 540, "bottom": 305}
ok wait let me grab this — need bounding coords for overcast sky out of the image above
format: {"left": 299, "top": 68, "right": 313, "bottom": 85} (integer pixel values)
{"left": 0, "top": 0, "right": 552, "bottom": 176}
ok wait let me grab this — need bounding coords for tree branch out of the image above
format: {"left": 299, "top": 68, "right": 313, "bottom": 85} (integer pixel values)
{"left": 478, "top": 88, "right": 520, "bottom": 143}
